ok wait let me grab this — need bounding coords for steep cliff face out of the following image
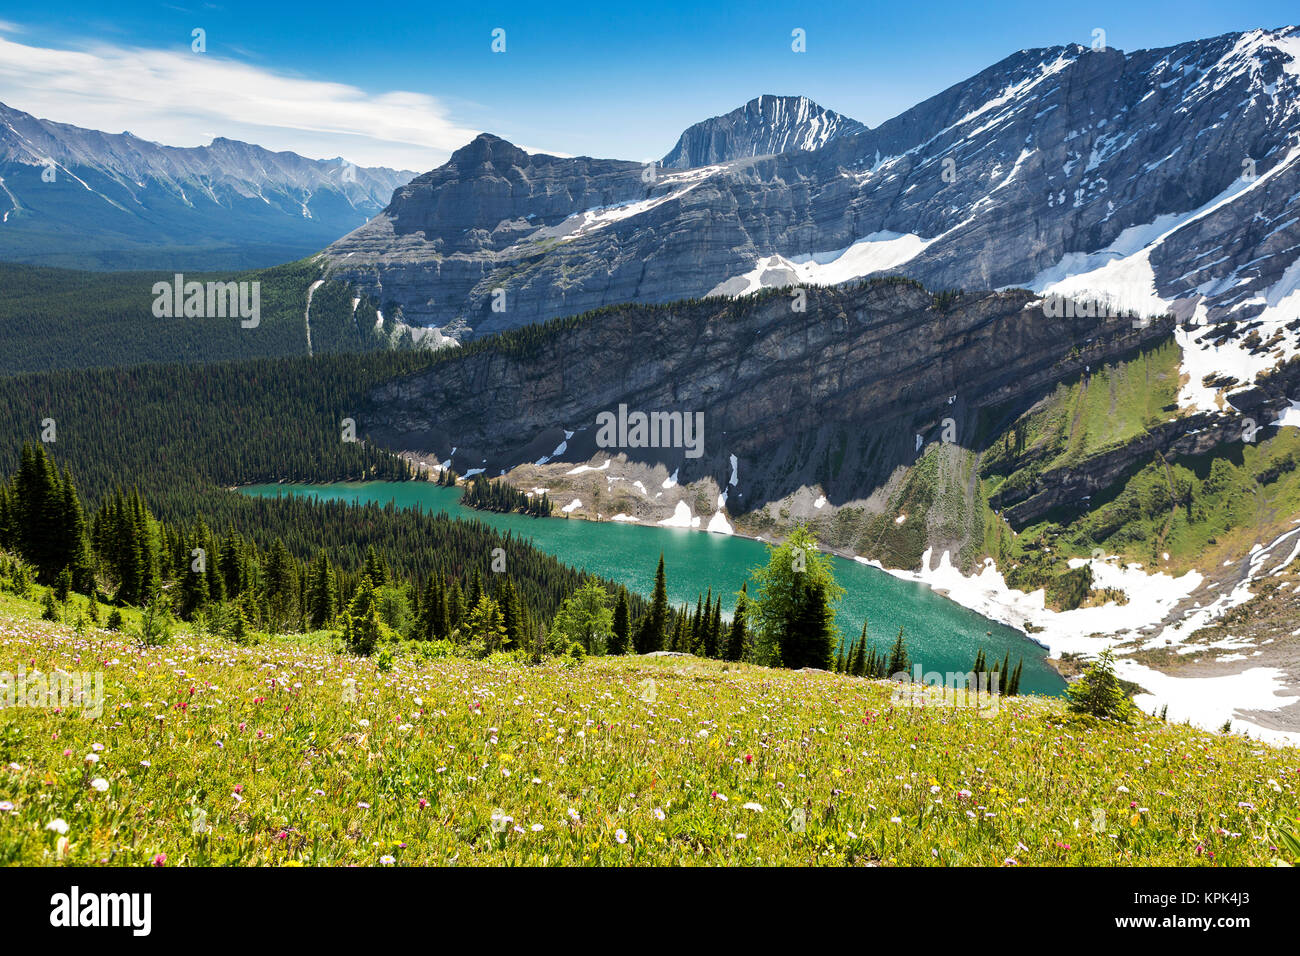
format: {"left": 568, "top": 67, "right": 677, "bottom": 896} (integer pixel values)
{"left": 359, "top": 281, "right": 1176, "bottom": 524}
{"left": 326, "top": 27, "right": 1300, "bottom": 373}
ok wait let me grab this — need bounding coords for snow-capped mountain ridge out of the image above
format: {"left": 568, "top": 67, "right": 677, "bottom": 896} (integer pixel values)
{"left": 0, "top": 101, "right": 416, "bottom": 269}
{"left": 0, "top": 102, "right": 412, "bottom": 212}
{"left": 326, "top": 25, "right": 1300, "bottom": 378}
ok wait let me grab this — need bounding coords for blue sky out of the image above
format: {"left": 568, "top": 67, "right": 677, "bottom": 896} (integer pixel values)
{"left": 0, "top": 1, "right": 1293, "bottom": 170}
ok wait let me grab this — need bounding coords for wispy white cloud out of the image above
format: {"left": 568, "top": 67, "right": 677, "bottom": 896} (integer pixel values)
{"left": 0, "top": 33, "right": 497, "bottom": 170}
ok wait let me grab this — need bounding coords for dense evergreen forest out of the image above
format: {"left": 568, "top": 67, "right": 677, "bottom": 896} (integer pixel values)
{"left": 0, "top": 443, "right": 950, "bottom": 678}
{"left": 0, "top": 259, "right": 419, "bottom": 374}
{"left": 460, "top": 473, "right": 554, "bottom": 516}
{"left": 0, "top": 350, "right": 433, "bottom": 506}
{"left": 0, "top": 442, "right": 652, "bottom": 648}
{"left": 0, "top": 329, "right": 596, "bottom": 585}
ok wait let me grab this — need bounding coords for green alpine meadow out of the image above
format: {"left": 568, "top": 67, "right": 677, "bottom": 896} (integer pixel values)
{"left": 1, "top": 590, "right": 1296, "bottom": 867}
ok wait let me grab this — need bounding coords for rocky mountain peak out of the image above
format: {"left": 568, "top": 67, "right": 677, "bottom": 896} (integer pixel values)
{"left": 326, "top": 23, "right": 1300, "bottom": 390}
{"left": 446, "top": 132, "right": 534, "bottom": 171}
{"left": 661, "top": 93, "right": 867, "bottom": 169}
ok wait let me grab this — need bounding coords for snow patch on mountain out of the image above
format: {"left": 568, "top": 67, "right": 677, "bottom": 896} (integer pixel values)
{"left": 706, "top": 508, "right": 734, "bottom": 535}
{"left": 534, "top": 182, "right": 709, "bottom": 244}
{"left": 708, "top": 231, "right": 934, "bottom": 296}
{"left": 857, "top": 530, "right": 1300, "bottom": 744}
{"left": 1026, "top": 143, "right": 1300, "bottom": 412}
{"left": 658, "top": 500, "right": 700, "bottom": 528}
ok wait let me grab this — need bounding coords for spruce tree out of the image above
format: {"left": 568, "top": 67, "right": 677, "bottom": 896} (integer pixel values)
{"left": 341, "top": 576, "right": 384, "bottom": 656}
{"left": 635, "top": 554, "right": 668, "bottom": 653}
{"left": 362, "top": 545, "right": 388, "bottom": 587}
{"left": 431, "top": 572, "right": 449, "bottom": 639}
{"left": 446, "top": 579, "right": 465, "bottom": 633}
{"left": 415, "top": 573, "right": 439, "bottom": 639}
{"left": 1007, "top": 658, "right": 1023, "bottom": 696}
{"left": 41, "top": 588, "right": 60, "bottom": 621}
{"left": 177, "top": 548, "right": 210, "bottom": 621}
{"left": 610, "top": 589, "right": 630, "bottom": 655}
{"left": 724, "top": 584, "right": 748, "bottom": 661}
{"left": 707, "top": 597, "right": 723, "bottom": 659}
{"left": 1066, "top": 649, "right": 1131, "bottom": 720}
{"left": 59, "top": 467, "right": 93, "bottom": 593}
{"left": 219, "top": 531, "right": 243, "bottom": 601}
{"left": 499, "top": 576, "right": 522, "bottom": 650}
{"left": 306, "top": 551, "right": 337, "bottom": 631}
{"left": 851, "top": 626, "right": 867, "bottom": 676}
{"left": 783, "top": 579, "right": 835, "bottom": 670}
{"left": 669, "top": 609, "right": 685, "bottom": 652}
{"left": 885, "top": 626, "right": 910, "bottom": 678}
{"left": 691, "top": 595, "right": 712, "bottom": 655}
{"left": 468, "top": 568, "right": 483, "bottom": 610}
{"left": 748, "top": 524, "right": 844, "bottom": 668}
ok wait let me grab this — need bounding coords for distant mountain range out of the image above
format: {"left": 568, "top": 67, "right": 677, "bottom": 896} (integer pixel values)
{"left": 6, "top": 27, "right": 1300, "bottom": 412}
{"left": 0, "top": 102, "right": 416, "bottom": 269}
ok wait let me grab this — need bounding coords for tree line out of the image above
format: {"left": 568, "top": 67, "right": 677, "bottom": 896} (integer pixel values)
{"left": 0, "top": 444, "right": 650, "bottom": 646}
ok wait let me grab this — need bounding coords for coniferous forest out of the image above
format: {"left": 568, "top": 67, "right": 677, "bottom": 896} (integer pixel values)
{"left": 461, "top": 474, "right": 554, "bottom": 516}
{"left": 0, "top": 260, "right": 416, "bottom": 375}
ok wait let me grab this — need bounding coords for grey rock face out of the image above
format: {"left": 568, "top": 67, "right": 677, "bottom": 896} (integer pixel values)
{"left": 357, "top": 280, "right": 1173, "bottom": 513}
{"left": 0, "top": 102, "right": 416, "bottom": 269}
{"left": 325, "top": 28, "right": 1300, "bottom": 357}
{"left": 660, "top": 95, "right": 866, "bottom": 169}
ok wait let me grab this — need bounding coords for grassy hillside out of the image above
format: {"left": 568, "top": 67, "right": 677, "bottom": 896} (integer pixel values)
{"left": 0, "top": 594, "right": 1294, "bottom": 867}
{"left": 980, "top": 337, "right": 1184, "bottom": 497}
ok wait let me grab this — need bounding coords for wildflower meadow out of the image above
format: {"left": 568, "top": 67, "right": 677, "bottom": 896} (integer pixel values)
{"left": 1, "top": 597, "right": 1296, "bottom": 867}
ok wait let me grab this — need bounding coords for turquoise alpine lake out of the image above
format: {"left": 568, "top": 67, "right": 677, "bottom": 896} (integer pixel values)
{"left": 240, "top": 481, "right": 1066, "bottom": 696}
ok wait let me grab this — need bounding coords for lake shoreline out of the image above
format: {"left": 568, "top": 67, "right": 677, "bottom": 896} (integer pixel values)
{"left": 238, "top": 478, "right": 1069, "bottom": 695}
{"left": 501, "top": 495, "right": 1067, "bottom": 677}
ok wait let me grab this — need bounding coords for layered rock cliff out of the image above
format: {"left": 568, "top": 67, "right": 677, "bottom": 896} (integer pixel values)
{"left": 359, "top": 280, "right": 1176, "bottom": 536}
